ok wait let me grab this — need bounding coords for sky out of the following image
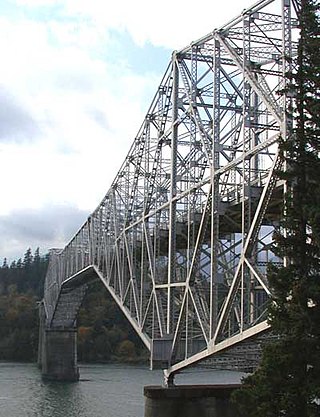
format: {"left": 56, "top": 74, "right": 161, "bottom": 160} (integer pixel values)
{"left": 0, "top": 0, "right": 253, "bottom": 263}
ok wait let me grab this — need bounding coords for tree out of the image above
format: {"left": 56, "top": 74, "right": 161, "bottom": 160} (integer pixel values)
{"left": 233, "top": 2, "right": 320, "bottom": 416}
{"left": 0, "top": 248, "right": 49, "bottom": 361}
{"left": 77, "top": 281, "right": 148, "bottom": 362}
{"left": 117, "top": 340, "right": 136, "bottom": 360}
{"left": 23, "top": 248, "right": 33, "bottom": 270}
{"left": 33, "top": 247, "right": 41, "bottom": 266}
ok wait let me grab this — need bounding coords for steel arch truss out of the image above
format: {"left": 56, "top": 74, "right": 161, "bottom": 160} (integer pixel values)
{"left": 43, "top": 0, "right": 300, "bottom": 379}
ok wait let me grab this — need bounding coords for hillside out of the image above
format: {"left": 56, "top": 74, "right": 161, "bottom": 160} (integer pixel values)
{"left": 0, "top": 249, "right": 147, "bottom": 363}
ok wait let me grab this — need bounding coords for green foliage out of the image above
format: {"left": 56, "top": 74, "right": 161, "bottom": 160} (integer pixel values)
{"left": 0, "top": 249, "right": 148, "bottom": 364}
{"left": 77, "top": 282, "right": 147, "bottom": 363}
{"left": 0, "top": 291, "right": 39, "bottom": 361}
{"left": 0, "top": 247, "right": 48, "bottom": 297}
{"left": 0, "top": 247, "right": 48, "bottom": 361}
{"left": 117, "top": 340, "right": 137, "bottom": 359}
{"left": 233, "top": 2, "right": 320, "bottom": 416}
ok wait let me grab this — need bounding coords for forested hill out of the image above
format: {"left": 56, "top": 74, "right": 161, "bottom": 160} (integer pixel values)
{"left": 0, "top": 249, "right": 147, "bottom": 362}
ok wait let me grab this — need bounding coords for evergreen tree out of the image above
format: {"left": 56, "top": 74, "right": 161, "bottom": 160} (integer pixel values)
{"left": 33, "top": 247, "right": 41, "bottom": 266}
{"left": 32, "top": 247, "right": 47, "bottom": 296}
{"left": 0, "top": 259, "right": 9, "bottom": 294}
{"left": 233, "top": 2, "right": 320, "bottom": 416}
{"left": 23, "top": 248, "right": 33, "bottom": 270}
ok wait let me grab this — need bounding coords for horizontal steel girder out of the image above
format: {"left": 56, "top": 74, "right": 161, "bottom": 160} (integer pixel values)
{"left": 43, "top": 0, "right": 300, "bottom": 380}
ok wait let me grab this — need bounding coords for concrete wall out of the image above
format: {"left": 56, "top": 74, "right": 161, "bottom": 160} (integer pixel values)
{"left": 144, "top": 384, "right": 241, "bottom": 417}
{"left": 37, "top": 302, "right": 46, "bottom": 369}
{"left": 40, "top": 328, "right": 79, "bottom": 382}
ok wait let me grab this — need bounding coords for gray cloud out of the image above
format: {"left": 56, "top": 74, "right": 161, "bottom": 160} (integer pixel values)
{"left": 88, "top": 108, "right": 109, "bottom": 130}
{"left": 0, "top": 86, "right": 41, "bottom": 142}
{"left": 54, "top": 72, "right": 95, "bottom": 92}
{"left": 0, "top": 204, "right": 89, "bottom": 261}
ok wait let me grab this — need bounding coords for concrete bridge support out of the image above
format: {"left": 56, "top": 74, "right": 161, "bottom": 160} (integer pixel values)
{"left": 144, "top": 385, "right": 240, "bottom": 417}
{"left": 38, "top": 303, "right": 79, "bottom": 382}
{"left": 41, "top": 328, "right": 79, "bottom": 381}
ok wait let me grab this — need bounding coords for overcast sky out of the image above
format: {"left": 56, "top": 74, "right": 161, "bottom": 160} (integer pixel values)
{"left": 0, "top": 0, "right": 253, "bottom": 262}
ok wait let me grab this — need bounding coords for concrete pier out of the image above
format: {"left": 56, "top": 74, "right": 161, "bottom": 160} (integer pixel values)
{"left": 144, "top": 384, "right": 241, "bottom": 417}
{"left": 41, "top": 328, "right": 79, "bottom": 381}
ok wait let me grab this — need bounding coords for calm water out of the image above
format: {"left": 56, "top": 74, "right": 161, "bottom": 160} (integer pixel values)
{"left": 0, "top": 362, "right": 245, "bottom": 417}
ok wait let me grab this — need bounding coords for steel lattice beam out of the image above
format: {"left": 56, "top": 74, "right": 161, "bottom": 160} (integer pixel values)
{"left": 43, "top": 0, "right": 300, "bottom": 384}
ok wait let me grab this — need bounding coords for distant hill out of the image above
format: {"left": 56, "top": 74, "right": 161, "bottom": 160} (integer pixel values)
{"left": 0, "top": 248, "right": 147, "bottom": 362}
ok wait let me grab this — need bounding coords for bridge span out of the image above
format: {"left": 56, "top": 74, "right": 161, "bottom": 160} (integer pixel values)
{"left": 39, "top": 0, "right": 300, "bottom": 384}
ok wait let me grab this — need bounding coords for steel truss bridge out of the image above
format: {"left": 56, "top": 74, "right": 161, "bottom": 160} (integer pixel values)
{"left": 43, "top": 0, "right": 301, "bottom": 384}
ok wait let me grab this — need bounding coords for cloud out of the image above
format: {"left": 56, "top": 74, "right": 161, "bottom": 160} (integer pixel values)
{"left": 0, "top": 86, "right": 40, "bottom": 142}
{"left": 12, "top": 0, "right": 255, "bottom": 50}
{"left": 87, "top": 108, "right": 110, "bottom": 130}
{"left": 0, "top": 13, "right": 162, "bottom": 206}
{"left": 0, "top": 204, "right": 89, "bottom": 261}
{"left": 14, "top": 0, "right": 61, "bottom": 5}
{"left": 0, "top": 0, "right": 263, "bottom": 263}
{"left": 56, "top": 0, "right": 252, "bottom": 50}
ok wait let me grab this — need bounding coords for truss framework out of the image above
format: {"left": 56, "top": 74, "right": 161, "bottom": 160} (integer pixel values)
{"left": 43, "top": 0, "right": 301, "bottom": 382}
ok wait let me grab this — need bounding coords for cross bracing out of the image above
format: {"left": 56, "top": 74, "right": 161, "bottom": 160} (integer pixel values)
{"left": 43, "top": 0, "right": 301, "bottom": 383}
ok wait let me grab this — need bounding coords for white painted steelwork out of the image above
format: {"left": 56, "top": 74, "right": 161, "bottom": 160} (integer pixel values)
{"left": 43, "top": 0, "right": 300, "bottom": 383}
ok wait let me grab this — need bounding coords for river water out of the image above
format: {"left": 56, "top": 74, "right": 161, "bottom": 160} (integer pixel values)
{"left": 0, "top": 362, "right": 245, "bottom": 417}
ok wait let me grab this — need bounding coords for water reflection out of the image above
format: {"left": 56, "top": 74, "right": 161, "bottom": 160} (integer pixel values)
{"left": 34, "top": 380, "right": 89, "bottom": 417}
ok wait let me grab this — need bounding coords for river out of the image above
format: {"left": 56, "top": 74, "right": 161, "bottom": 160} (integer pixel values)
{"left": 0, "top": 362, "right": 245, "bottom": 417}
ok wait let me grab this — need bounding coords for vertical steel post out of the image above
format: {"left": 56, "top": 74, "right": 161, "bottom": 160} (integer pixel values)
{"left": 282, "top": 0, "right": 293, "bottom": 268}
{"left": 241, "top": 14, "right": 253, "bottom": 331}
{"left": 167, "top": 52, "right": 179, "bottom": 335}
{"left": 210, "top": 38, "right": 221, "bottom": 340}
